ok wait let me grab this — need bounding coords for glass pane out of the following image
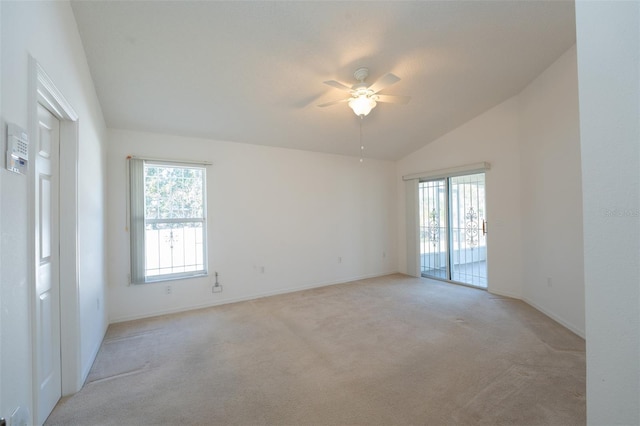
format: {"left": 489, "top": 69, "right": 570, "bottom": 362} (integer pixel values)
{"left": 144, "top": 222, "right": 205, "bottom": 277}
{"left": 419, "top": 179, "right": 448, "bottom": 280}
{"left": 144, "top": 164, "right": 204, "bottom": 220}
{"left": 450, "top": 173, "right": 487, "bottom": 288}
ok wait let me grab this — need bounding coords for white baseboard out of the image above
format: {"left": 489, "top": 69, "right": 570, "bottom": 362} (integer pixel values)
{"left": 79, "top": 324, "right": 109, "bottom": 387}
{"left": 109, "top": 272, "right": 584, "bottom": 343}
{"left": 487, "top": 289, "right": 585, "bottom": 339}
{"left": 522, "top": 296, "right": 585, "bottom": 339}
{"left": 110, "top": 270, "right": 399, "bottom": 324}
{"left": 487, "top": 288, "right": 522, "bottom": 299}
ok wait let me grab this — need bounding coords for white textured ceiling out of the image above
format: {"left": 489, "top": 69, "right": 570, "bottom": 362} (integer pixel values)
{"left": 71, "top": 1, "right": 576, "bottom": 160}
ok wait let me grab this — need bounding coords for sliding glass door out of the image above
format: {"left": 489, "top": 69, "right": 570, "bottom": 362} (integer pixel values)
{"left": 449, "top": 174, "right": 487, "bottom": 287}
{"left": 419, "top": 173, "right": 487, "bottom": 288}
{"left": 419, "top": 179, "right": 448, "bottom": 280}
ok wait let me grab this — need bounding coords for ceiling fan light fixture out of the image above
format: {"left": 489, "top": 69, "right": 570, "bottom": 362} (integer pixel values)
{"left": 349, "top": 95, "right": 377, "bottom": 117}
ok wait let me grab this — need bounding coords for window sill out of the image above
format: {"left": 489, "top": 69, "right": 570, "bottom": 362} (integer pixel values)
{"left": 135, "top": 272, "right": 208, "bottom": 285}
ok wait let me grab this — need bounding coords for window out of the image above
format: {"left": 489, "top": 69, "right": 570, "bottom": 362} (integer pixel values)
{"left": 129, "top": 158, "right": 207, "bottom": 283}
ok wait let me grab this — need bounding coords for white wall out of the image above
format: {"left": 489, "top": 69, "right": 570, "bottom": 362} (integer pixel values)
{"left": 397, "top": 45, "right": 585, "bottom": 336}
{"left": 576, "top": 1, "right": 640, "bottom": 423}
{"left": 0, "top": 0, "right": 4, "bottom": 415}
{"left": 1, "top": 1, "right": 107, "bottom": 424}
{"left": 107, "top": 129, "right": 397, "bottom": 322}
{"left": 397, "top": 98, "right": 524, "bottom": 299}
{"left": 519, "top": 46, "right": 584, "bottom": 336}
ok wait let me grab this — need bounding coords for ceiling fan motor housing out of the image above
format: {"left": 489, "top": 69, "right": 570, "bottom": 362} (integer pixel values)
{"left": 353, "top": 67, "right": 370, "bottom": 83}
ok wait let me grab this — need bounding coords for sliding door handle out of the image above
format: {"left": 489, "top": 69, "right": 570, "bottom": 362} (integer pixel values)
{"left": 482, "top": 220, "right": 487, "bottom": 236}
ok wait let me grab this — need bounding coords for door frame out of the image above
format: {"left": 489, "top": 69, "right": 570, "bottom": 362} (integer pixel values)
{"left": 403, "top": 162, "right": 491, "bottom": 286}
{"left": 418, "top": 173, "right": 488, "bottom": 288}
{"left": 28, "top": 56, "right": 81, "bottom": 425}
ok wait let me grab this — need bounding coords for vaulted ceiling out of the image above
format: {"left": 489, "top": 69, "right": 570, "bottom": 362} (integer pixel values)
{"left": 71, "top": 1, "right": 576, "bottom": 160}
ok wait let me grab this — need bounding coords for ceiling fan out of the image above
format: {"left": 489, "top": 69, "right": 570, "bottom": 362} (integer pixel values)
{"left": 318, "top": 67, "right": 410, "bottom": 117}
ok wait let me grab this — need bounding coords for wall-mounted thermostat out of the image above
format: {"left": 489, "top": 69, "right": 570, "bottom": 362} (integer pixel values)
{"left": 6, "top": 123, "right": 29, "bottom": 175}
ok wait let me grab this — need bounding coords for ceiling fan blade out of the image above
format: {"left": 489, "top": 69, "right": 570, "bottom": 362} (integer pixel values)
{"left": 317, "top": 98, "right": 350, "bottom": 108}
{"left": 323, "top": 80, "right": 353, "bottom": 92}
{"left": 368, "top": 73, "right": 401, "bottom": 94}
{"left": 375, "top": 94, "right": 411, "bottom": 104}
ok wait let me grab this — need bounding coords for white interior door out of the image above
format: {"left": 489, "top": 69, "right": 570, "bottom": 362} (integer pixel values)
{"left": 35, "top": 103, "right": 61, "bottom": 423}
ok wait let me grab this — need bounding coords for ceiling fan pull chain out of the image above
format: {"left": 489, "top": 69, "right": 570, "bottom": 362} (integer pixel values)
{"left": 359, "top": 116, "right": 365, "bottom": 163}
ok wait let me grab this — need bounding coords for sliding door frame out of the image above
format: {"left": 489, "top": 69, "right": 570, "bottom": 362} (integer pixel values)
{"left": 404, "top": 162, "right": 490, "bottom": 289}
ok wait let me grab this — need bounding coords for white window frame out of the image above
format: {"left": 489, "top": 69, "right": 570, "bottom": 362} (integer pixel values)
{"left": 129, "top": 157, "right": 208, "bottom": 284}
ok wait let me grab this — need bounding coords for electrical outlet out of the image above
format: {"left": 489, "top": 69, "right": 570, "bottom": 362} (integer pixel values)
{"left": 166, "top": 285, "right": 172, "bottom": 295}
{"left": 338, "top": 256, "right": 342, "bottom": 263}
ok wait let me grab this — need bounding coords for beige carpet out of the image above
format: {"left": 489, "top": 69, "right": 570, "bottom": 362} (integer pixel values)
{"left": 46, "top": 274, "right": 585, "bottom": 425}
